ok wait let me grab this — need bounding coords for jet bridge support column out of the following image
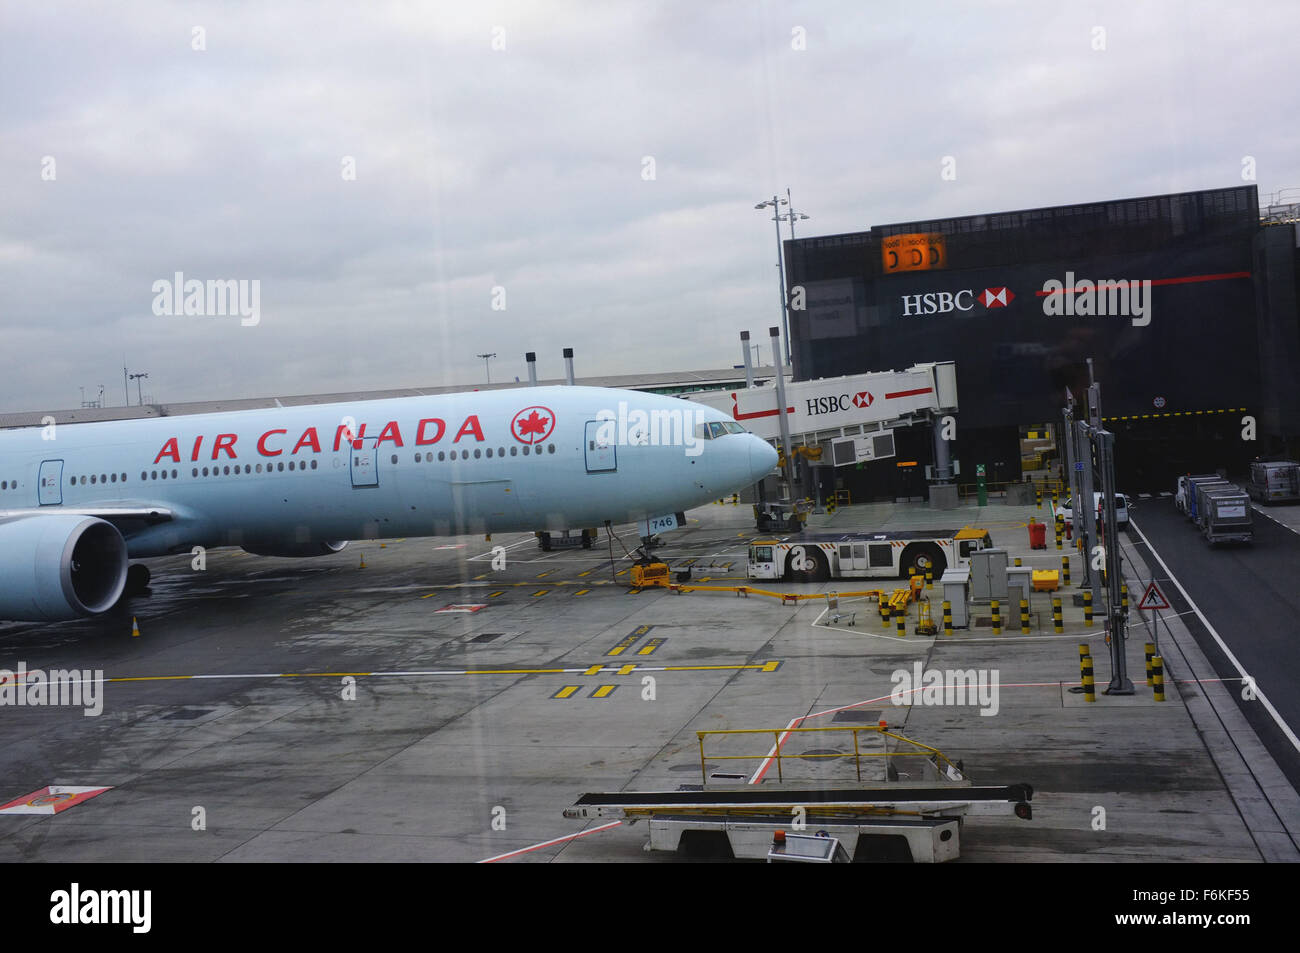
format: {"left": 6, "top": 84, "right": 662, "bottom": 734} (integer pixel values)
{"left": 770, "top": 326, "right": 796, "bottom": 500}
{"left": 928, "top": 414, "right": 958, "bottom": 510}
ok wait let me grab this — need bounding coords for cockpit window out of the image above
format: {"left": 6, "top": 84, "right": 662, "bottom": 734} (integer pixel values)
{"left": 694, "top": 423, "right": 713, "bottom": 441}
{"left": 722, "top": 421, "right": 745, "bottom": 434}
{"left": 708, "top": 421, "right": 727, "bottom": 438}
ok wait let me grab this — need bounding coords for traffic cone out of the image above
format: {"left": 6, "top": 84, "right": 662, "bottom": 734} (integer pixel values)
{"left": 359, "top": 553, "right": 367, "bottom": 569}
{"left": 131, "top": 616, "right": 140, "bottom": 638}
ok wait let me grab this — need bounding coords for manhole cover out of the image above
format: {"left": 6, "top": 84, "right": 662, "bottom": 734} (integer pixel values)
{"left": 798, "top": 747, "right": 844, "bottom": 761}
{"left": 470, "top": 633, "right": 502, "bottom": 643}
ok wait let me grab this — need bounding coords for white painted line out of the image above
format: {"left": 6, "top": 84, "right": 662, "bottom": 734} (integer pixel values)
{"left": 1129, "top": 517, "right": 1300, "bottom": 757}
{"left": 477, "top": 821, "right": 622, "bottom": 863}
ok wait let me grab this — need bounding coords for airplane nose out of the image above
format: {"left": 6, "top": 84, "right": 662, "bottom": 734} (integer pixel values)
{"left": 749, "top": 438, "right": 778, "bottom": 482}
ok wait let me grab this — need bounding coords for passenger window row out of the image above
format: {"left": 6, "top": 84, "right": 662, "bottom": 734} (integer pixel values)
{"left": 408, "top": 443, "right": 556, "bottom": 464}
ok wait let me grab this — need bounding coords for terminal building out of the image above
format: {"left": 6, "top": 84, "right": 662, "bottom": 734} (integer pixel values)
{"left": 783, "top": 184, "right": 1300, "bottom": 497}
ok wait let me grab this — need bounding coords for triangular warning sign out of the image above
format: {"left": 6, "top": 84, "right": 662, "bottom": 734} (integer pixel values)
{"left": 1137, "top": 581, "right": 1170, "bottom": 611}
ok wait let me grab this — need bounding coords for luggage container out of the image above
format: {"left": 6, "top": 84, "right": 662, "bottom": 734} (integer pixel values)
{"left": 1201, "top": 487, "right": 1253, "bottom": 545}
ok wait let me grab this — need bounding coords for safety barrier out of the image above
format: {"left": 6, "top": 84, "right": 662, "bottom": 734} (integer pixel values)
{"left": 696, "top": 725, "right": 962, "bottom": 785}
{"left": 1078, "top": 644, "right": 1095, "bottom": 702}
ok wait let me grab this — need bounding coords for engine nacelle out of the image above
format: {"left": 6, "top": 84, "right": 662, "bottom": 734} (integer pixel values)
{"left": 240, "top": 539, "right": 349, "bottom": 558}
{"left": 0, "top": 515, "right": 129, "bottom": 621}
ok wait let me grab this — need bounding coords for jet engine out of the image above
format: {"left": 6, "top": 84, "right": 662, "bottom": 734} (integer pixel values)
{"left": 0, "top": 514, "right": 129, "bottom": 621}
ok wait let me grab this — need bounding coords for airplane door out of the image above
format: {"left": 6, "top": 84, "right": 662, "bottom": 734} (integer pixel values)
{"left": 584, "top": 420, "right": 616, "bottom": 473}
{"left": 350, "top": 439, "right": 379, "bottom": 487}
{"left": 38, "top": 459, "right": 63, "bottom": 505}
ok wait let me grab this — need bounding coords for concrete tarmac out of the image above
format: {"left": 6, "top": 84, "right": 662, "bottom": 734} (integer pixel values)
{"left": 0, "top": 498, "right": 1295, "bottom": 862}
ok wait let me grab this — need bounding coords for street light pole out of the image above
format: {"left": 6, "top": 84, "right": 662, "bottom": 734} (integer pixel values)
{"left": 755, "top": 195, "right": 791, "bottom": 366}
{"left": 129, "top": 372, "right": 148, "bottom": 406}
{"left": 477, "top": 353, "right": 497, "bottom": 385}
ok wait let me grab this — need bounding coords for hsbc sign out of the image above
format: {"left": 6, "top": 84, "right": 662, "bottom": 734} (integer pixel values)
{"left": 901, "top": 286, "right": 1015, "bottom": 315}
{"left": 807, "top": 391, "right": 873, "bottom": 416}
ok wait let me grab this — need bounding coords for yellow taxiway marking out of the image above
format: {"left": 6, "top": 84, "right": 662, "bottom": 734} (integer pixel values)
{"left": 637, "top": 638, "right": 667, "bottom": 656}
{"left": 615, "top": 569, "right": 628, "bottom": 577}
{"left": 552, "top": 686, "right": 580, "bottom": 700}
{"left": 577, "top": 569, "right": 595, "bottom": 577}
{"left": 101, "top": 660, "right": 780, "bottom": 684}
{"left": 574, "top": 589, "right": 590, "bottom": 596}
{"left": 590, "top": 685, "right": 617, "bottom": 699}
{"left": 474, "top": 574, "right": 488, "bottom": 581}
{"left": 537, "top": 571, "right": 552, "bottom": 578}
{"left": 584, "top": 665, "right": 603, "bottom": 676}
{"left": 533, "top": 589, "right": 548, "bottom": 596}
{"left": 420, "top": 593, "right": 437, "bottom": 599}
{"left": 488, "top": 591, "right": 505, "bottom": 598}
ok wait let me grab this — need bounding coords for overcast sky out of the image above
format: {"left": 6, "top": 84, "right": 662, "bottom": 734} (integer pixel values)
{"left": 3, "top": 1, "right": 1298, "bottom": 412}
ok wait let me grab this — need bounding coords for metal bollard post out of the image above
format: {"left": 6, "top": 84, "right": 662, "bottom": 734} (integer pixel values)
{"left": 1014, "top": 556, "right": 1022, "bottom": 567}
{"left": 1036, "top": 486, "right": 1042, "bottom": 509}
{"left": 1083, "top": 590, "right": 1093, "bottom": 627}
{"left": 1052, "top": 597, "right": 1063, "bottom": 634}
{"left": 1020, "top": 598, "right": 1030, "bottom": 635}
{"left": 942, "top": 600, "right": 953, "bottom": 637}
{"left": 1152, "top": 655, "right": 1165, "bottom": 702}
{"left": 1061, "top": 556, "right": 1071, "bottom": 586}
{"left": 1121, "top": 582, "right": 1129, "bottom": 611}
{"left": 1055, "top": 525, "right": 1062, "bottom": 550}
{"left": 1144, "top": 642, "right": 1156, "bottom": 686}
{"left": 926, "top": 569, "right": 933, "bottom": 590}
{"left": 880, "top": 599, "right": 890, "bottom": 628}
{"left": 895, "top": 606, "right": 906, "bottom": 639}
{"left": 991, "top": 599, "right": 1002, "bottom": 635}
{"left": 1080, "top": 649, "right": 1096, "bottom": 703}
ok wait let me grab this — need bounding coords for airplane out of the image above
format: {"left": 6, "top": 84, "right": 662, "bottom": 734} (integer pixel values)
{"left": 0, "top": 385, "right": 778, "bottom": 622}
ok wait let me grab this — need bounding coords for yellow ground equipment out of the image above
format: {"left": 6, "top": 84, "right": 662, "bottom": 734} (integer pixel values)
{"left": 631, "top": 562, "right": 671, "bottom": 588}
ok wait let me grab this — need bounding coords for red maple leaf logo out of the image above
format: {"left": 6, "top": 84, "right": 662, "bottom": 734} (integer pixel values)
{"left": 510, "top": 405, "right": 556, "bottom": 443}
{"left": 516, "top": 411, "right": 549, "bottom": 438}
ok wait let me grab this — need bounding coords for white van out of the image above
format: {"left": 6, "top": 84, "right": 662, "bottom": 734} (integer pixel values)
{"left": 1054, "top": 492, "right": 1130, "bottom": 530}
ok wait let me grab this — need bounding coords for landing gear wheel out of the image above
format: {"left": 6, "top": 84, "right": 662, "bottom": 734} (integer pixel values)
{"left": 538, "top": 533, "right": 553, "bottom": 552}
{"left": 124, "top": 563, "right": 152, "bottom": 597}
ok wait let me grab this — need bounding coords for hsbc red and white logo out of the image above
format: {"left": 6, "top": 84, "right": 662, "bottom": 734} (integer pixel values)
{"left": 510, "top": 406, "right": 556, "bottom": 444}
{"left": 852, "top": 391, "right": 873, "bottom": 408}
{"left": 901, "top": 286, "right": 1016, "bottom": 315}
{"left": 979, "top": 287, "right": 1014, "bottom": 308}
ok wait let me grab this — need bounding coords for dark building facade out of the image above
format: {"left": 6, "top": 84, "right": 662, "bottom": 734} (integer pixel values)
{"left": 784, "top": 185, "right": 1300, "bottom": 494}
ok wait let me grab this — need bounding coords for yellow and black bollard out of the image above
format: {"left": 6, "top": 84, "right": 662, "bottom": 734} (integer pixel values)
{"left": 925, "top": 569, "right": 933, "bottom": 590}
{"left": 1020, "top": 598, "right": 1030, "bottom": 635}
{"left": 1035, "top": 486, "right": 1042, "bottom": 509}
{"left": 1055, "top": 522, "right": 1063, "bottom": 550}
{"left": 1083, "top": 590, "right": 1093, "bottom": 627}
{"left": 991, "top": 599, "right": 1002, "bottom": 635}
{"left": 1061, "top": 556, "right": 1071, "bottom": 587}
{"left": 1121, "top": 582, "right": 1129, "bottom": 611}
{"left": 880, "top": 598, "right": 891, "bottom": 628}
{"left": 1152, "top": 655, "right": 1165, "bottom": 702}
{"left": 1144, "top": 642, "right": 1156, "bottom": 686}
{"left": 1080, "top": 647, "right": 1096, "bottom": 703}
{"left": 942, "top": 600, "right": 953, "bottom": 637}
{"left": 1052, "top": 597, "right": 1063, "bottom": 634}
{"left": 731, "top": 493, "right": 739, "bottom": 506}
{"left": 895, "top": 605, "right": 906, "bottom": 639}
{"left": 1014, "top": 556, "right": 1022, "bottom": 567}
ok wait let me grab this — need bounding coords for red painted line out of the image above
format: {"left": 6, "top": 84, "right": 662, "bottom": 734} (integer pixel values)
{"left": 733, "top": 406, "right": 796, "bottom": 421}
{"left": 1034, "top": 271, "right": 1250, "bottom": 297}
{"left": 477, "top": 820, "right": 622, "bottom": 863}
{"left": 884, "top": 387, "right": 932, "bottom": 400}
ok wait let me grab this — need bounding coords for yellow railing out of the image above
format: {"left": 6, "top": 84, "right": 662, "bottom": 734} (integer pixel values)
{"left": 696, "top": 724, "right": 961, "bottom": 785}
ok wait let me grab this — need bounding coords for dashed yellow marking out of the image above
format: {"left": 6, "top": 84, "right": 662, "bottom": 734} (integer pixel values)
{"left": 578, "top": 569, "right": 595, "bottom": 577}
{"left": 637, "top": 637, "right": 667, "bottom": 656}
{"left": 761, "top": 661, "right": 781, "bottom": 672}
{"left": 584, "top": 665, "right": 603, "bottom": 676}
{"left": 420, "top": 593, "right": 436, "bottom": 599}
{"left": 552, "top": 686, "right": 580, "bottom": 700}
{"left": 488, "top": 591, "right": 505, "bottom": 598}
{"left": 617, "top": 664, "right": 636, "bottom": 676}
{"left": 575, "top": 589, "right": 590, "bottom": 596}
{"left": 590, "top": 685, "right": 617, "bottom": 699}
{"left": 533, "top": 589, "right": 548, "bottom": 597}
{"left": 628, "top": 588, "right": 643, "bottom": 595}
{"left": 616, "top": 569, "right": 628, "bottom": 577}
{"left": 537, "top": 571, "right": 552, "bottom": 578}
{"left": 474, "top": 574, "right": 488, "bottom": 581}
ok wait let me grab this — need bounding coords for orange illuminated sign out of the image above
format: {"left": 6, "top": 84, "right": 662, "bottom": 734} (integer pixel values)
{"left": 882, "top": 233, "right": 947, "bottom": 273}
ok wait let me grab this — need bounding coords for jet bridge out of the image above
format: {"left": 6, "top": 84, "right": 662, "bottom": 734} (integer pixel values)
{"left": 685, "top": 361, "right": 960, "bottom": 506}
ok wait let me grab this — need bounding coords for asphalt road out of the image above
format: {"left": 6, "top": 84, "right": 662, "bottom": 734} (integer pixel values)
{"left": 1126, "top": 496, "right": 1300, "bottom": 791}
